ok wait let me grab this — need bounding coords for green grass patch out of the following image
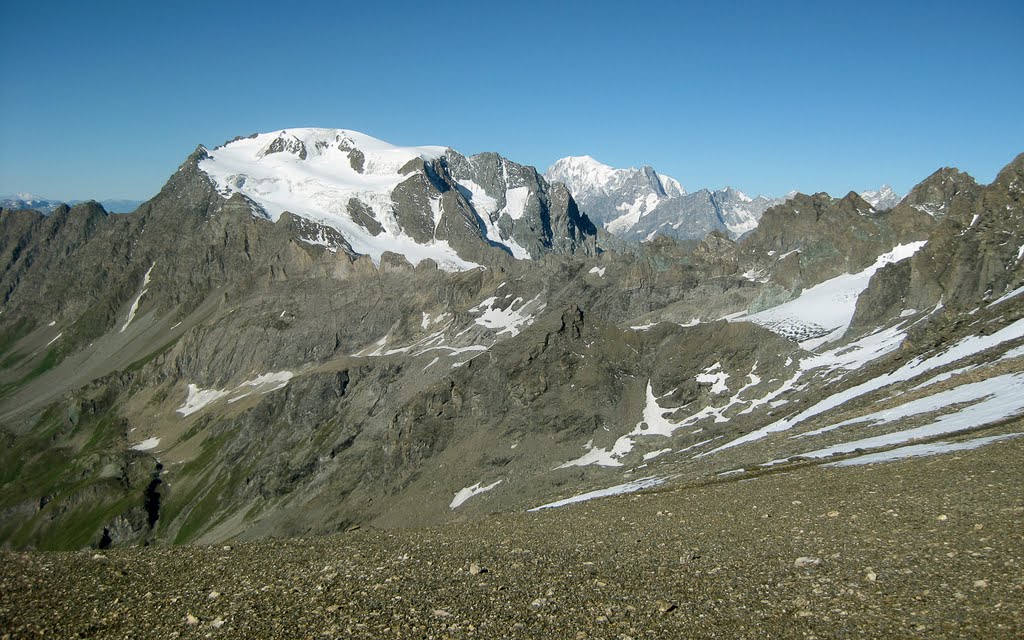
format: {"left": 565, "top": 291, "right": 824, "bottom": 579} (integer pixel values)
{"left": 0, "top": 319, "right": 31, "bottom": 359}
{"left": 125, "top": 336, "right": 180, "bottom": 372}
{"left": 0, "top": 347, "right": 62, "bottom": 396}
{"left": 37, "top": 492, "right": 137, "bottom": 551}
{"left": 173, "top": 473, "right": 231, "bottom": 544}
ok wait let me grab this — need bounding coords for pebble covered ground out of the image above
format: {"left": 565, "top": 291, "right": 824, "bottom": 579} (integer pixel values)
{"left": 2, "top": 435, "right": 1022, "bottom": 639}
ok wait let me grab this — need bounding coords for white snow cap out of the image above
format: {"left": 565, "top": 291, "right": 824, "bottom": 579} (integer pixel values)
{"left": 199, "top": 128, "right": 480, "bottom": 272}
{"left": 546, "top": 155, "right": 685, "bottom": 197}
{"left": 859, "top": 185, "right": 901, "bottom": 209}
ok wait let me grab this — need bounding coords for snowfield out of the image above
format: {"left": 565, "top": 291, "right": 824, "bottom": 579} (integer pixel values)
{"left": 200, "top": 129, "right": 479, "bottom": 271}
{"left": 738, "top": 242, "right": 927, "bottom": 346}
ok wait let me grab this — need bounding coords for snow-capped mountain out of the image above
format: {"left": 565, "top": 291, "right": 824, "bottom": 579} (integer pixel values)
{"left": 200, "top": 128, "right": 594, "bottom": 270}
{"left": 545, "top": 156, "right": 789, "bottom": 241}
{"left": 544, "top": 156, "right": 684, "bottom": 231}
{"left": 622, "top": 187, "right": 790, "bottom": 242}
{"left": 859, "top": 185, "right": 902, "bottom": 210}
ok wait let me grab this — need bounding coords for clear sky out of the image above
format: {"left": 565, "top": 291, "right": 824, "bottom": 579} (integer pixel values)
{"left": 1, "top": 0, "right": 1022, "bottom": 201}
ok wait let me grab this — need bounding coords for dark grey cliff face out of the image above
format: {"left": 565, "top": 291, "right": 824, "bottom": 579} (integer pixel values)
{"left": 737, "top": 190, "right": 939, "bottom": 295}
{"left": 1, "top": 148, "right": 1022, "bottom": 553}
{"left": 443, "top": 151, "right": 597, "bottom": 260}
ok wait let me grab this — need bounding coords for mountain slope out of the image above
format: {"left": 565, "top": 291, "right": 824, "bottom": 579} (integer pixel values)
{"left": 0, "top": 138, "right": 1021, "bottom": 554}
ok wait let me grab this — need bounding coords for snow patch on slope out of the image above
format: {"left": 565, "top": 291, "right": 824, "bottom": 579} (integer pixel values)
{"left": 705, "top": 316, "right": 1024, "bottom": 455}
{"left": 824, "top": 433, "right": 1023, "bottom": 467}
{"left": 131, "top": 437, "right": 161, "bottom": 451}
{"left": 782, "top": 373, "right": 1024, "bottom": 461}
{"left": 177, "top": 370, "right": 296, "bottom": 416}
{"left": 739, "top": 242, "right": 926, "bottom": 346}
{"left": 121, "top": 262, "right": 155, "bottom": 332}
{"left": 470, "top": 295, "right": 546, "bottom": 337}
{"left": 450, "top": 480, "right": 501, "bottom": 509}
{"left": 529, "top": 476, "right": 665, "bottom": 511}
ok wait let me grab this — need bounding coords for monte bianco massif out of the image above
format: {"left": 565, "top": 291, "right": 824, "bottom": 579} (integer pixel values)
{"left": 1, "top": 127, "right": 1023, "bottom": 558}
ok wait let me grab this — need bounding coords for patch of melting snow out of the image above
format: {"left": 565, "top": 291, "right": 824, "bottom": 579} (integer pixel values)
{"left": 630, "top": 321, "right": 659, "bottom": 331}
{"left": 557, "top": 437, "right": 635, "bottom": 468}
{"left": 177, "top": 370, "right": 296, "bottom": 416}
{"left": 703, "top": 317, "right": 1024, "bottom": 456}
{"left": 47, "top": 320, "right": 56, "bottom": 327}
{"left": 237, "top": 371, "right": 293, "bottom": 392}
{"left": 742, "top": 268, "right": 769, "bottom": 283}
{"left": 589, "top": 266, "right": 606, "bottom": 277}
{"left": 824, "top": 433, "right": 1024, "bottom": 467}
{"left": 717, "top": 468, "right": 745, "bottom": 477}
{"left": 449, "top": 480, "right": 502, "bottom": 509}
{"left": 740, "top": 242, "right": 926, "bottom": 345}
{"left": 470, "top": 294, "right": 545, "bottom": 337}
{"left": 528, "top": 477, "right": 664, "bottom": 511}
{"left": 559, "top": 372, "right": 760, "bottom": 469}
{"left": 801, "top": 325, "right": 908, "bottom": 373}
{"left": 177, "top": 385, "right": 231, "bottom": 417}
{"left": 797, "top": 372, "right": 1024, "bottom": 439}
{"left": 643, "top": 448, "right": 672, "bottom": 461}
{"left": 777, "top": 372, "right": 1024, "bottom": 462}
{"left": 696, "top": 362, "right": 730, "bottom": 395}
{"left": 45, "top": 332, "right": 62, "bottom": 347}
{"left": 989, "top": 283, "right": 1024, "bottom": 307}
{"left": 120, "top": 262, "right": 156, "bottom": 332}
{"left": 131, "top": 437, "right": 161, "bottom": 451}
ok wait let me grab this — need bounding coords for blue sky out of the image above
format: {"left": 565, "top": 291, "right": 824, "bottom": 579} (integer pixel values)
{"left": 1, "top": 0, "right": 1021, "bottom": 200}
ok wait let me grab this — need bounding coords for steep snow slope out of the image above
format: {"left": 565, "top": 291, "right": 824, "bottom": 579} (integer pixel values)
{"left": 200, "top": 128, "right": 477, "bottom": 270}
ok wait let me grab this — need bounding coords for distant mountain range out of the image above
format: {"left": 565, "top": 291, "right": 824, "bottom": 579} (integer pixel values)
{"left": 544, "top": 156, "right": 902, "bottom": 242}
{"left": 1, "top": 193, "right": 143, "bottom": 214}
{"left": 3, "top": 163, "right": 902, "bottom": 240}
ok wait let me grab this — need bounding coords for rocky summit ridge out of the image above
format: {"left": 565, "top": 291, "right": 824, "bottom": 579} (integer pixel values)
{"left": 0, "top": 131, "right": 1022, "bottom": 566}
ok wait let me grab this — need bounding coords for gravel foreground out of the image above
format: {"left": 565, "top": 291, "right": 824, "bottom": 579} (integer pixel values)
{"left": 2, "top": 435, "right": 1022, "bottom": 639}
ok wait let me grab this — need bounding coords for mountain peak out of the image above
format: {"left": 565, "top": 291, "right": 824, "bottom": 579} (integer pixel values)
{"left": 859, "top": 184, "right": 901, "bottom": 210}
{"left": 196, "top": 128, "right": 594, "bottom": 270}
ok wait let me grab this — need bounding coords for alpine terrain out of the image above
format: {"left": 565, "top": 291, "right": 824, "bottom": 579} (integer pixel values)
{"left": 1, "top": 128, "right": 1022, "bottom": 637}
{"left": 545, "top": 155, "right": 793, "bottom": 241}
